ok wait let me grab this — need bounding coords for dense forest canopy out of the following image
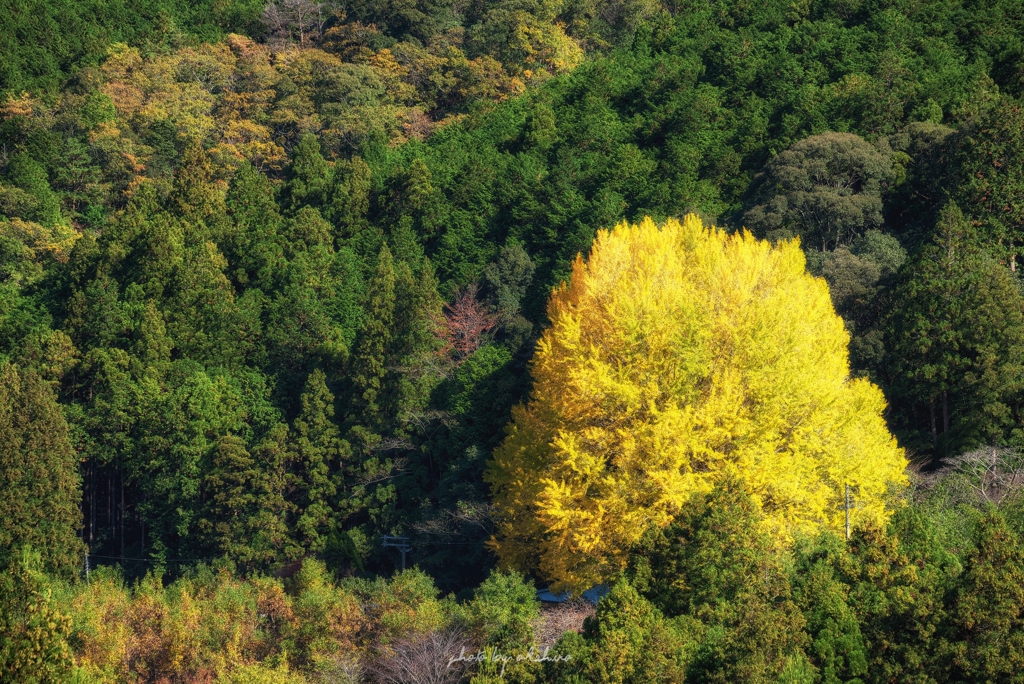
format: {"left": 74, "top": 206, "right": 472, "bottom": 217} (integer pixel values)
{"left": 4, "top": 0, "right": 1024, "bottom": 681}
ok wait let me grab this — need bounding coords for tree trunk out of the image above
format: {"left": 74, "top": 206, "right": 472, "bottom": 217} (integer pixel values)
{"left": 943, "top": 390, "right": 949, "bottom": 436}
{"left": 89, "top": 459, "right": 95, "bottom": 543}
{"left": 120, "top": 470, "right": 124, "bottom": 559}
{"left": 930, "top": 396, "right": 938, "bottom": 447}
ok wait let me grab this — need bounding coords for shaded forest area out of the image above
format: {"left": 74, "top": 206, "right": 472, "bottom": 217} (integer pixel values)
{"left": 5, "top": 0, "right": 1024, "bottom": 681}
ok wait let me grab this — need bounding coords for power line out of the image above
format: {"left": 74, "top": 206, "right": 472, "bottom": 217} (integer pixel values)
{"left": 86, "top": 553, "right": 214, "bottom": 563}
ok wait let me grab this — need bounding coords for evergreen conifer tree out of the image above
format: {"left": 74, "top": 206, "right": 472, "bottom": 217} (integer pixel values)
{"left": 546, "top": 580, "right": 690, "bottom": 684}
{"left": 225, "top": 161, "right": 286, "bottom": 289}
{"left": 0, "top": 362, "right": 83, "bottom": 577}
{"left": 171, "top": 141, "right": 226, "bottom": 225}
{"left": 293, "top": 370, "right": 344, "bottom": 552}
{"left": 287, "top": 133, "right": 330, "bottom": 211}
{"left": 201, "top": 432, "right": 298, "bottom": 569}
{"left": 632, "top": 482, "right": 814, "bottom": 683}
{"left": 887, "top": 202, "right": 1024, "bottom": 452}
{"left": 840, "top": 511, "right": 951, "bottom": 683}
{"left": 348, "top": 244, "right": 396, "bottom": 430}
{"left": 944, "top": 511, "right": 1024, "bottom": 681}
{"left": 0, "top": 547, "right": 73, "bottom": 683}
{"left": 791, "top": 533, "right": 869, "bottom": 684}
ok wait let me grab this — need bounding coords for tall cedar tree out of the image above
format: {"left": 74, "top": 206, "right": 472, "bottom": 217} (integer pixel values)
{"left": 886, "top": 203, "right": 1024, "bottom": 453}
{"left": 948, "top": 98, "right": 1024, "bottom": 264}
{"left": 630, "top": 482, "right": 814, "bottom": 683}
{"left": 0, "top": 548, "right": 73, "bottom": 683}
{"left": 200, "top": 431, "right": 298, "bottom": 570}
{"left": 840, "top": 510, "right": 954, "bottom": 683}
{"left": 287, "top": 133, "right": 330, "bottom": 211}
{"left": 224, "top": 162, "right": 286, "bottom": 290}
{"left": 349, "top": 243, "right": 396, "bottom": 431}
{"left": 0, "top": 362, "right": 83, "bottom": 577}
{"left": 791, "top": 533, "right": 869, "bottom": 684}
{"left": 944, "top": 511, "right": 1024, "bottom": 681}
{"left": 293, "top": 369, "right": 345, "bottom": 552}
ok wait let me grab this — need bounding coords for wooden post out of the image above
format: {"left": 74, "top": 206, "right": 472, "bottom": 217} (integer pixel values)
{"left": 845, "top": 484, "right": 851, "bottom": 541}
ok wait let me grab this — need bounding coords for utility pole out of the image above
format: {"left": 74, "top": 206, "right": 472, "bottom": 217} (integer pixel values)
{"left": 842, "top": 484, "right": 863, "bottom": 541}
{"left": 382, "top": 535, "right": 411, "bottom": 571}
{"left": 845, "top": 483, "right": 851, "bottom": 541}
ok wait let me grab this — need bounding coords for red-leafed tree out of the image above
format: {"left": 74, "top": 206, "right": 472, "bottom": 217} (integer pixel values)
{"left": 439, "top": 284, "right": 497, "bottom": 363}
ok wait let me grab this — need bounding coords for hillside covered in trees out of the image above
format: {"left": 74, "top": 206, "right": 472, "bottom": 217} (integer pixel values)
{"left": 4, "top": 0, "right": 1024, "bottom": 682}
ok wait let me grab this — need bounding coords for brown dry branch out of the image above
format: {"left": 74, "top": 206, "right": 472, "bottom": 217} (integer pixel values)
{"left": 916, "top": 445, "right": 1024, "bottom": 505}
{"left": 412, "top": 501, "right": 496, "bottom": 538}
{"left": 367, "top": 628, "right": 473, "bottom": 684}
{"left": 436, "top": 283, "right": 498, "bottom": 364}
{"left": 534, "top": 599, "right": 594, "bottom": 651}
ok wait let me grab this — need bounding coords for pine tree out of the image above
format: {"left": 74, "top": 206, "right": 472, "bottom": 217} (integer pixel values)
{"left": 0, "top": 362, "right": 83, "bottom": 577}
{"left": 944, "top": 511, "right": 1024, "bottom": 681}
{"left": 348, "top": 244, "right": 396, "bottom": 430}
{"left": 886, "top": 202, "right": 1024, "bottom": 452}
{"left": 293, "top": 370, "right": 345, "bottom": 552}
{"left": 0, "top": 547, "right": 73, "bottom": 683}
{"left": 632, "top": 482, "right": 814, "bottom": 684}
{"left": 287, "top": 133, "right": 330, "bottom": 211}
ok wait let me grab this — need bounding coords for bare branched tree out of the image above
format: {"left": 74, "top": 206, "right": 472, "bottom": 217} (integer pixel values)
{"left": 262, "top": 0, "right": 333, "bottom": 45}
{"left": 314, "top": 653, "right": 362, "bottom": 683}
{"left": 368, "top": 628, "right": 474, "bottom": 684}
{"left": 412, "top": 500, "right": 496, "bottom": 538}
{"left": 535, "top": 599, "right": 595, "bottom": 651}
{"left": 434, "top": 283, "right": 498, "bottom": 364}
{"left": 918, "top": 445, "right": 1024, "bottom": 505}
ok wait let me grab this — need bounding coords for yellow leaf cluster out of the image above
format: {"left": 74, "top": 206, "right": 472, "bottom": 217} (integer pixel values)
{"left": 486, "top": 215, "right": 908, "bottom": 592}
{"left": 1, "top": 217, "right": 80, "bottom": 263}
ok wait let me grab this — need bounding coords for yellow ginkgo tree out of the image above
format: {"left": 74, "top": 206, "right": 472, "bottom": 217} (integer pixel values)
{"left": 485, "top": 215, "right": 907, "bottom": 592}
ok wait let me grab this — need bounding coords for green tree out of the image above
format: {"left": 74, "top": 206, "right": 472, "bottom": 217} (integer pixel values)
{"left": 546, "top": 580, "right": 691, "bottom": 684}
{"left": 348, "top": 243, "right": 396, "bottom": 430}
{"left": 943, "top": 511, "right": 1024, "bottom": 682}
{"left": 839, "top": 509, "right": 955, "bottom": 684}
{"left": 0, "top": 362, "right": 82, "bottom": 577}
{"left": 743, "top": 132, "right": 893, "bottom": 252}
{"left": 200, "top": 432, "right": 298, "bottom": 570}
{"left": 791, "top": 533, "right": 869, "bottom": 684}
{"left": 816, "top": 230, "right": 907, "bottom": 375}
{"left": 947, "top": 97, "right": 1024, "bottom": 265}
{"left": 293, "top": 370, "right": 345, "bottom": 552}
{"left": 286, "top": 133, "right": 330, "bottom": 211}
{"left": 470, "top": 569, "right": 539, "bottom": 650}
{"left": 630, "top": 481, "right": 814, "bottom": 684}
{"left": 325, "top": 156, "right": 372, "bottom": 240}
{"left": 886, "top": 203, "right": 1024, "bottom": 454}
{"left": 171, "top": 141, "right": 226, "bottom": 225}
{"left": 225, "top": 162, "right": 286, "bottom": 289}
{"left": 483, "top": 240, "right": 536, "bottom": 346}
{"left": 0, "top": 547, "right": 73, "bottom": 684}
{"left": 3, "top": 153, "right": 62, "bottom": 226}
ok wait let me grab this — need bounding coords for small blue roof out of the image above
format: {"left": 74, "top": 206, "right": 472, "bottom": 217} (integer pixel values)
{"left": 537, "top": 584, "right": 609, "bottom": 604}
